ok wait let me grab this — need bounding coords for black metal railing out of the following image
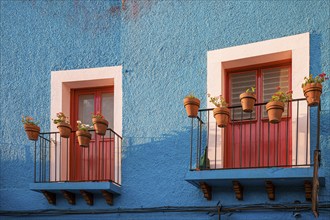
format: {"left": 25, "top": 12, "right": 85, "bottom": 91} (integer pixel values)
{"left": 34, "top": 128, "right": 122, "bottom": 185}
{"left": 189, "top": 98, "right": 320, "bottom": 170}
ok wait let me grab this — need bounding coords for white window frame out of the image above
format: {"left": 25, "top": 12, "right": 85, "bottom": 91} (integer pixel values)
{"left": 50, "top": 66, "right": 122, "bottom": 183}
{"left": 207, "top": 33, "right": 310, "bottom": 168}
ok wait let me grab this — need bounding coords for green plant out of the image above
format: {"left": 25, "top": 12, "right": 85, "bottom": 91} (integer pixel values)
{"left": 22, "top": 116, "right": 39, "bottom": 126}
{"left": 52, "top": 112, "right": 69, "bottom": 124}
{"left": 91, "top": 112, "right": 104, "bottom": 119}
{"left": 185, "top": 92, "right": 198, "bottom": 99}
{"left": 208, "top": 94, "right": 228, "bottom": 107}
{"left": 302, "top": 72, "right": 328, "bottom": 87}
{"left": 245, "top": 86, "right": 256, "bottom": 94}
{"left": 77, "top": 121, "right": 93, "bottom": 131}
{"left": 269, "top": 86, "right": 292, "bottom": 102}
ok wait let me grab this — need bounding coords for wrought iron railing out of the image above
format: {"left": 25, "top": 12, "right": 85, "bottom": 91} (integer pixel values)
{"left": 189, "top": 98, "right": 320, "bottom": 170}
{"left": 33, "top": 128, "right": 122, "bottom": 185}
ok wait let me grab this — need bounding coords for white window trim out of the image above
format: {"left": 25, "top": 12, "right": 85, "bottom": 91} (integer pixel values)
{"left": 50, "top": 66, "right": 122, "bottom": 183}
{"left": 207, "top": 33, "right": 310, "bottom": 168}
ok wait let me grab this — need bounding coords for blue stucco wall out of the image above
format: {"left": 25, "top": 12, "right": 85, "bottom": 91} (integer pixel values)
{"left": 1, "top": 0, "right": 329, "bottom": 219}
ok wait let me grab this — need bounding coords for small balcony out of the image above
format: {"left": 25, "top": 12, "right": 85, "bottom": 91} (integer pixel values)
{"left": 29, "top": 128, "right": 122, "bottom": 206}
{"left": 185, "top": 98, "right": 325, "bottom": 200}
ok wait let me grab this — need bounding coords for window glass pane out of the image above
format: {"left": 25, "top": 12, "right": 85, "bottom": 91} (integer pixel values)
{"left": 102, "top": 93, "right": 114, "bottom": 129}
{"left": 229, "top": 71, "right": 256, "bottom": 121}
{"left": 78, "top": 94, "right": 94, "bottom": 126}
{"left": 262, "top": 67, "right": 290, "bottom": 117}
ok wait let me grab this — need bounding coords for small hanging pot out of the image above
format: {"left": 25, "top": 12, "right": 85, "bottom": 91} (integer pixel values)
{"left": 57, "top": 122, "right": 72, "bottom": 138}
{"left": 92, "top": 118, "right": 109, "bottom": 136}
{"left": 213, "top": 107, "right": 230, "bottom": 128}
{"left": 303, "top": 83, "right": 322, "bottom": 106}
{"left": 239, "top": 92, "right": 256, "bottom": 113}
{"left": 76, "top": 130, "right": 91, "bottom": 147}
{"left": 24, "top": 124, "right": 40, "bottom": 141}
{"left": 266, "top": 101, "right": 284, "bottom": 124}
{"left": 183, "top": 97, "right": 200, "bottom": 118}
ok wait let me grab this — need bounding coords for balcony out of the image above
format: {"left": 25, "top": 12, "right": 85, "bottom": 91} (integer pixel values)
{"left": 185, "top": 98, "right": 325, "bottom": 200}
{"left": 29, "top": 128, "right": 122, "bottom": 206}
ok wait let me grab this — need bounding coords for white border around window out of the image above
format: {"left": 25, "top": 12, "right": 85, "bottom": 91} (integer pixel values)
{"left": 207, "top": 33, "right": 310, "bottom": 168}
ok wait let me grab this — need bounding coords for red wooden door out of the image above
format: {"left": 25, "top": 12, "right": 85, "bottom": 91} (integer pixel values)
{"left": 224, "top": 64, "right": 292, "bottom": 168}
{"left": 70, "top": 86, "right": 115, "bottom": 181}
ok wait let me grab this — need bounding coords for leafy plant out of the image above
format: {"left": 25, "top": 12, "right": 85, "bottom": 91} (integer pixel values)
{"left": 302, "top": 72, "right": 328, "bottom": 87}
{"left": 91, "top": 112, "right": 104, "bottom": 119}
{"left": 208, "top": 94, "right": 228, "bottom": 107}
{"left": 245, "top": 86, "right": 256, "bottom": 94}
{"left": 52, "top": 112, "right": 69, "bottom": 124}
{"left": 77, "top": 121, "right": 93, "bottom": 131}
{"left": 269, "top": 86, "right": 293, "bottom": 102}
{"left": 185, "top": 92, "right": 198, "bottom": 99}
{"left": 22, "top": 116, "right": 39, "bottom": 126}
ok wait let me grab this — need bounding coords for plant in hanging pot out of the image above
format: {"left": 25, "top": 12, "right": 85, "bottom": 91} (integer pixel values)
{"left": 302, "top": 72, "right": 328, "bottom": 106}
{"left": 22, "top": 116, "right": 40, "bottom": 141}
{"left": 208, "top": 94, "right": 230, "bottom": 128}
{"left": 91, "top": 112, "right": 108, "bottom": 136}
{"left": 52, "top": 112, "right": 72, "bottom": 138}
{"left": 76, "top": 121, "right": 93, "bottom": 147}
{"left": 183, "top": 93, "right": 200, "bottom": 118}
{"left": 239, "top": 86, "right": 256, "bottom": 113}
{"left": 266, "top": 86, "right": 292, "bottom": 124}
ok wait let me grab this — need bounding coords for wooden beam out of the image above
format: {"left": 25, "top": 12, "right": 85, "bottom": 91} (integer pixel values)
{"left": 61, "top": 190, "right": 75, "bottom": 205}
{"left": 101, "top": 190, "right": 113, "bottom": 206}
{"left": 265, "top": 181, "right": 275, "bottom": 200}
{"left": 312, "top": 150, "right": 320, "bottom": 217}
{"left": 199, "top": 182, "right": 212, "bottom": 200}
{"left": 41, "top": 190, "right": 56, "bottom": 205}
{"left": 232, "top": 181, "right": 243, "bottom": 200}
{"left": 80, "top": 190, "right": 93, "bottom": 206}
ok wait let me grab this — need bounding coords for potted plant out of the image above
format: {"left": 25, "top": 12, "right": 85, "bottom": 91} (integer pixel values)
{"left": 76, "top": 121, "right": 92, "bottom": 147}
{"left": 183, "top": 93, "right": 200, "bottom": 118}
{"left": 208, "top": 94, "right": 230, "bottom": 127}
{"left": 22, "top": 116, "right": 40, "bottom": 141}
{"left": 52, "top": 112, "right": 72, "bottom": 138}
{"left": 302, "top": 72, "right": 328, "bottom": 106}
{"left": 92, "top": 112, "right": 108, "bottom": 136}
{"left": 239, "top": 86, "right": 256, "bottom": 113}
{"left": 266, "top": 86, "right": 292, "bottom": 124}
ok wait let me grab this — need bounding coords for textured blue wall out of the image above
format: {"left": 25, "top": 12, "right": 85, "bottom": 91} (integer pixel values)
{"left": 1, "top": 0, "right": 329, "bottom": 219}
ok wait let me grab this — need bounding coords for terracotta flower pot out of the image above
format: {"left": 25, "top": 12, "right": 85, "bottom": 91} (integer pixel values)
{"left": 239, "top": 92, "right": 256, "bottom": 113}
{"left": 76, "top": 130, "right": 91, "bottom": 147}
{"left": 183, "top": 97, "right": 200, "bottom": 118}
{"left": 213, "top": 107, "right": 230, "bottom": 128}
{"left": 266, "top": 101, "right": 284, "bottom": 124}
{"left": 57, "top": 122, "right": 72, "bottom": 138}
{"left": 92, "top": 118, "right": 109, "bottom": 136}
{"left": 303, "top": 83, "right": 322, "bottom": 106}
{"left": 24, "top": 124, "right": 40, "bottom": 141}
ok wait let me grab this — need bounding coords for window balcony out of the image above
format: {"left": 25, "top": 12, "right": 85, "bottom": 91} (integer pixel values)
{"left": 185, "top": 98, "right": 325, "bottom": 201}
{"left": 29, "top": 128, "right": 122, "bottom": 206}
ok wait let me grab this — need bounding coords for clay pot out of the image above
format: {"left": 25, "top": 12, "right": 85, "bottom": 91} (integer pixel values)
{"left": 92, "top": 118, "right": 109, "bottom": 136}
{"left": 24, "top": 124, "right": 40, "bottom": 141}
{"left": 57, "top": 122, "right": 72, "bottom": 138}
{"left": 183, "top": 97, "right": 200, "bottom": 118}
{"left": 266, "top": 101, "right": 284, "bottom": 124}
{"left": 303, "top": 83, "right": 322, "bottom": 106}
{"left": 239, "top": 92, "right": 256, "bottom": 113}
{"left": 76, "top": 130, "right": 91, "bottom": 147}
{"left": 213, "top": 107, "right": 230, "bottom": 128}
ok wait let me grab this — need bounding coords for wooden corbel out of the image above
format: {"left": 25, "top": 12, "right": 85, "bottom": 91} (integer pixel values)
{"left": 61, "top": 190, "right": 75, "bottom": 205}
{"left": 80, "top": 190, "right": 94, "bottom": 206}
{"left": 265, "top": 181, "right": 275, "bottom": 200}
{"left": 200, "top": 182, "right": 212, "bottom": 200}
{"left": 232, "top": 181, "right": 243, "bottom": 200}
{"left": 101, "top": 190, "right": 114, "bottom": 205}
{"left": 41, "top": 190, "right": 56, "bottom": 205}
{"left": 304, "top": 180, "right": 312, "bottom": 201}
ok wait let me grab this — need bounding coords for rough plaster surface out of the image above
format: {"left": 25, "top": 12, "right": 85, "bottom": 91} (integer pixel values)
{"left": 1, "top": 0, "right": 329, "bottom": 219}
